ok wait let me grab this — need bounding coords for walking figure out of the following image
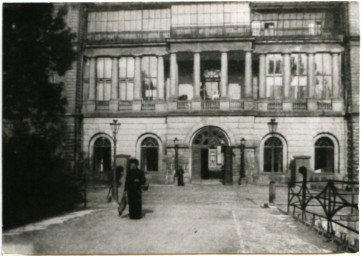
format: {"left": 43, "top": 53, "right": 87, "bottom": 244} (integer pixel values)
{"left": 125, "top": 158, "right": 146, "bottom": 219}
{"left": 176, "top": 166, "right": 184, "bottom": 186}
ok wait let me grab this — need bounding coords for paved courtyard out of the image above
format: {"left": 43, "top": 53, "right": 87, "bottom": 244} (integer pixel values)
{"left": 3, "top": 184, "right": 338, "bottom": 254}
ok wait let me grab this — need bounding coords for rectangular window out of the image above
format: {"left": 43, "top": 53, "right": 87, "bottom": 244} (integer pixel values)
{"left": 119, "top": 57, "right": 135, "bottom": 101}
{"left": 290, "top": 54, "right": 308, "bottom": 99}
{"left": 88, "top": 9, "right": 169, "bottom": 33}
{"left": 266, "top": 54, "right": 283, "bottom": 99}
{"left": 96, "top": 58, "right": 112, "bottom": 101}
{"left": 314, "top": 53, "right": 332, "bottom": 99}
{"left": 171, "top": 3, "right": 250, "bottom": 27}
{"left": 141, "top": 56, "right": 158, "bottom": 100}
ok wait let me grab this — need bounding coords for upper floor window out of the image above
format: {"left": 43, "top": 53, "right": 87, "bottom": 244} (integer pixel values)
{"left": 171, "top": 3, "right": 250, "bottom": 27}
{"left": 119, "top": 57, "right": 134, "bottom": 101}
{"left": 87, "top": 9, "right": 169, "bottom": 33}
{"left": 314, "top": 53, "right": 332, "bottom": 99}
{"left": 290, "top": 54, "right": 307, "bottom": 99}
{"left": 96, "top": 58, "right": 112, "bottom": 101}
{"left": 252, "top": 11, "right": 326, "bottom": 36}
{"left": 266, "top": 54, "right": 283, "bottom": 99}
{"left": 142, "top": 9, "right": 170, "bottom": 31}
{"left": 141, "top": 56, "right": 158, "bottom": 100}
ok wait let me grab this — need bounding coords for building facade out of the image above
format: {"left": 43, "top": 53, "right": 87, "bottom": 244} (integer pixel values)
{"left": 57, "top": 2, "right": 360, "bottom": 184}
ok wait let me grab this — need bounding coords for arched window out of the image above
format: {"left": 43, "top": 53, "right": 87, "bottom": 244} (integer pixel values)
{"left": 315, "top": 137, "right": 334, "bottom": 173}
{"left": 264, "top": 137, "right": 283, "bottom": 172}
{"left": 141, "top": 137, "right": 159, "bottom": 172}
{"left": 93, "top": 137, "right": 111, "bottom": 173}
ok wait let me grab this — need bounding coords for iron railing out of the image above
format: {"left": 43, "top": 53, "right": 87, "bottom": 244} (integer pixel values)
{"left": 177, "top": 100, "right": 192, "bottom": 110}
{"left": 96, "top": 101, "right": 109, "bottom": 112}
{"left": 118, "top": 101, "right": 133, "bottom": 111}
{"left": 141, "top": 101, "right": 156, "bottom": 111}
{"left": 288, "top": 180, "right": 358, "bottom": 250}
{"left": 230, "top": 100, "right": 245, "bottom": 110}
{"left": 201, "top": 100, "right": 220, "bottom": 110}
{"left": 293, "top": 102, "right": 308, "bottom": 111}
{"left": 317, "top": 101, "right": 333, "bottom": 110}
{"left": 86, "top": 30, "right": 170, "bottom": 44}
{"left": 252, "top": 27, "right": 337, "bottom": 38}
{"left": 268, "top": 102, "right": 283, "bottom": 111}
{"left": 171, "top": 24, "right": 251, "bottom": 38}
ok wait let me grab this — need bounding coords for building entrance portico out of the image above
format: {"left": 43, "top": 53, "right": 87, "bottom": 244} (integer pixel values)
{"left": 191, "top": 126, "right": 229, "bottom": 181}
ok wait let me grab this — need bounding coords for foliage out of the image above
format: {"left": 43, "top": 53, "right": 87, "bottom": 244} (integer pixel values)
{"left": 3, "top": 3, "right": 80, "bottom": 229}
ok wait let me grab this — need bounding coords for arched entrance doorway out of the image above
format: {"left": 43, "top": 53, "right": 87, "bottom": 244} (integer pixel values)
{"left": 191, "top": 126, "right": 229, "bottom": 180}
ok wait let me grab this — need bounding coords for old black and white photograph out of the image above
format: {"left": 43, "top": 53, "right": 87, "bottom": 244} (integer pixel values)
{"left": 2, "top": 1, "right": 360, "bottom": 254}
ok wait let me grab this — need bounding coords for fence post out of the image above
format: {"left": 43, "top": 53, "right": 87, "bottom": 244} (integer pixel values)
{"left": 269, "top": 181, "right": 276, "bottom": 205}
{"left": 287, "top": 182, "right": 290, "bottom": 214}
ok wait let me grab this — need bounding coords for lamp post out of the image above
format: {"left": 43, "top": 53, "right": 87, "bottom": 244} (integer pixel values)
{"left": 174, "top": 138, "right": 179, "bottom": 181}
{"left": 110, "top": 119, "right": 121, "bottom": 202}
{"left": 238, "top": 138, "right": 246, "bottom": 185}
{"left": 267, "top": 119, "right": 278, "bottom": 205}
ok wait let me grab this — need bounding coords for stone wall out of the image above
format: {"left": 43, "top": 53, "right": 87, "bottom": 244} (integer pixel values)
{"left": 82, "top": 115, "right": 347, "bottom": 184}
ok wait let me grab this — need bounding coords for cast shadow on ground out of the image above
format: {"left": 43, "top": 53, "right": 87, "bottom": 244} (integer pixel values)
{"left": 121, "top": 209, "right": 153, "bottom": 219}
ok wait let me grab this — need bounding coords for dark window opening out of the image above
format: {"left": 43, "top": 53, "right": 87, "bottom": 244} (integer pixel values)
{"left": 93, "top": 137, "right": 111, "bottom": 173}
{"left": 264, "top": 137, "right": 283, "bottom": 172}
{"left": 315, "top": 137, "right": 334, "bottom": 173}
{"left": 141, "top": 137, "right": 159, "bottom": 172}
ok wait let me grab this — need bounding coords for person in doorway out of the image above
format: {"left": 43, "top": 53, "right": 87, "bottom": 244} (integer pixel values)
{"left": 126, "top": 158, "right": 146, "bottom": 219}
{"left": 177, "top": 166, "right": 184, "bottom": 186}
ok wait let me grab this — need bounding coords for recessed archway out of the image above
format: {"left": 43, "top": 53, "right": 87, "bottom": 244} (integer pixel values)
{"left": 190, "top": 126, "right": 229, "bottom": 180}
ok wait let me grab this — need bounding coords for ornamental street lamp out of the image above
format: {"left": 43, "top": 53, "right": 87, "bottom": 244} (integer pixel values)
{"left": 238, "top": 137, "right": 246, "bottom": 185}
{"left": 267, "top": 118, "right": 278, "bottom": 205}
{"left": 268, "top": 118, "right": 278, "bottom": 134}
{"left": 110, "top": 119, "right": 121, "bottom": 202}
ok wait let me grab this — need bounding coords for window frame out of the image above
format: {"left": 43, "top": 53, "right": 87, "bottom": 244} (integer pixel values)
{"left": 260, "top": 134, "right": 287, "bottom": 174}
{"left": 314, "top": 53, "right": 332, "bottom": 100}
{"left": 266, "top": 54, "right": 283, "bottom": 99}
{"left": 118, "top": 57, "right": 135, "bottom": 101}
{"left": 96, "top": 57, "right": 112, "bottom": 101}
{"left": 290, "top": 53, "right": 308, "bottom": 99}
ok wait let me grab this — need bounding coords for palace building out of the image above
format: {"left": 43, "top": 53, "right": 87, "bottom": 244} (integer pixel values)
{"left": 57, "top": 2, "right": 360, "bottom": 184}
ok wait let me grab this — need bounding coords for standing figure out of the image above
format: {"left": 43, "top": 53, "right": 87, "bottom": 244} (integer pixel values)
{"left": 177, "top": 166, "right": 184, "bottom": 186}
{"left": 126, "top": 158, "right": 146, "bottom": 219}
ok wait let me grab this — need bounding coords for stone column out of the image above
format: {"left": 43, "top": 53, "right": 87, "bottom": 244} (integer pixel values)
{"left": 283, "top": 53, "right": 291, "bottom": 99}
{"left": 157, "top": 55, "right": 164, "bottom": 100}
{"left": 89, "top": 58, "right": 96, "bottom": 100}
{"left": 308, "top": 53, "right": 315, "bottom": 98}
{"left": 134, "top": 56, "right": 141, "bottom": 100}
{"left": 332, "top": 52, "right": 341, "bottom": 98}
{"left": 193, "top": 52, "right": 201, "bottom": 99}
{"left": 221, "top": 51, "right": 228, "bottom": 98}
{"left": 110, "top": 57, "right": 119, "bottom": 111}
{"left": 259, "top": 53, "right": 266, "bottom": 98}
{"left": 245, "top": 50, "right": 253, "bottom": 98}
{"left": 170, "top": 53, "right": 177, "bottom": 100}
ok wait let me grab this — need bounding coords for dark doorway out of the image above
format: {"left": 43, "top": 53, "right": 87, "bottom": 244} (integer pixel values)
{"left": 201, "top": 148, "right": 209, "bottom": 179}
{"left": 191, "top": 126, "right": 229, "bottom": 181}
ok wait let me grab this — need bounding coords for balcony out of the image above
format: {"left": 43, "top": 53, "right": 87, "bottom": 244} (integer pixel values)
{"left": 252, "top": 27, "right": 338, "bottom": 39}
{"left": 171, "top": 24, "right": 251, "bottom": 39}
{"left": 85, "top": 30, "right": 170, "bottom": 44}
{"left": 84, "top": 98, "right": 343, "bottom": 114}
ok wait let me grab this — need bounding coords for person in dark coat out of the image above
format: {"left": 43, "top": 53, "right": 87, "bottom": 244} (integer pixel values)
{"left": 126, "top": 158, "right": 146, "bottom": 219}
{"left": 177, "top": 166, "right": 184, "bottom": 186}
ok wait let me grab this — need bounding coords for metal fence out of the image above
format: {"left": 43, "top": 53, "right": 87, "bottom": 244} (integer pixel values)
{"left": 288, "top": 180, "right": 359, "bottom": 251}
